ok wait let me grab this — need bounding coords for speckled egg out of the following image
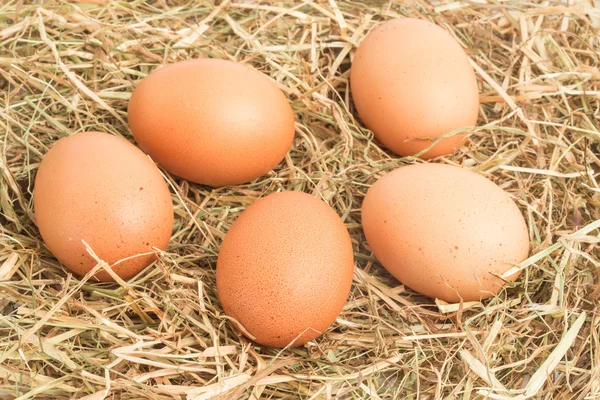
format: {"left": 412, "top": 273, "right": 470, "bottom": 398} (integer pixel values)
{"left": 34, "top": 132, "right": 173, "bottom": 282}
{"left": 216, "top": 191, "right": 354, "bottom": 347}
{"left": 361, "top": 163, "right": 529, "bottom": 303}
{"left": 128, "top": 58, "right": 295, "bottom": 187}
{"left": 351, "top": 19, "right": 479, "bottom": 158}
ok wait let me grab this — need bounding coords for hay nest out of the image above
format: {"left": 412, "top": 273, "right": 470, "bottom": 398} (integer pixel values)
{"left": 1, "top": 1, "right": 599, "bottom": 399}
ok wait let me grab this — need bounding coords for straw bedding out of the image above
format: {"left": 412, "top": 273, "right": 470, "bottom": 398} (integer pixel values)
{"left": 1, "top": 0, "right": 599, "bottom": 399}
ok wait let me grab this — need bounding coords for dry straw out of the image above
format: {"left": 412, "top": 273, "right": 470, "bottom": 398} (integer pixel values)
{"left": 1, "top": 0, "right": 599, "bottom": 399}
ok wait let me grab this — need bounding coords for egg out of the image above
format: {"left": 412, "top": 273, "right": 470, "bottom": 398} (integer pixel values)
{"left": 361, "top": 163, "right": 529, "bottom": 303}
{"left": 127, "top": 58, "right": 295, "bottom": 187}
{"left": 350, "top": 19, "right": 479, "bottom": 159}
{"left": 216, "top": 192, "right": 354, "bottom": 347}
{"left": 34, "top": 132, "right": 173, "bottom": 282}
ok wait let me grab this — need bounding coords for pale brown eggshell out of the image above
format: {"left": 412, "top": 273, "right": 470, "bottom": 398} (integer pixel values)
{"left": 216, "top": 191, "right": 354, "bottom": 347}
{"left": 34, "top": 132, "right": 173, "bottom": 282}
{"left": 350, "top": 19, "right": 479, "bottom": 159}
{"left": 361, "top": 163, "right": 529, "bottom": 303}
{"left": 128, "top": 58, "right": 295, "bottom": 187}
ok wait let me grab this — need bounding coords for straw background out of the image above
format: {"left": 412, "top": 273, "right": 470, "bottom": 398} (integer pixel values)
{"left": 1, "top": 0, "right": 600, "bottom": 399}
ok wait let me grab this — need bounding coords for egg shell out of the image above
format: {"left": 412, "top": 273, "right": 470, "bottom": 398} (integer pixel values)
{"left": 34, "top": 132, "right": 173, "bottom": 282}
{"left": 350, "top": 19, "right": 479, "bottom": 159}
{"left": 216, "top": 191, "right": 354, "bottom": 347}
{"left": 128, "top": 58, "right": 295, "bottom": 187}
{"left": 361, "top": 163, "right": 529, "bottom": 303}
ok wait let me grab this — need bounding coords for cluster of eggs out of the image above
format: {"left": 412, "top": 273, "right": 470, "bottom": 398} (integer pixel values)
{"left": 34, "top": 19, "right": 529, "bottom": 348}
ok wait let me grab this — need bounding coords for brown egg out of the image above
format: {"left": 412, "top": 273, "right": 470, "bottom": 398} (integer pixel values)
{"left": 34, "top": 132, "right": 173, "bottom": 282}
{"left": 350, "top": 19, "right": 479, "bottom": 158}
{"left": 216, "top": 192, "right": 354, "bottom": 347}
{"left": 128, "top": 58, "right": 295, "bottom": 187}
{"left": 361, "top": 163, "right": 529, "bottom": 303}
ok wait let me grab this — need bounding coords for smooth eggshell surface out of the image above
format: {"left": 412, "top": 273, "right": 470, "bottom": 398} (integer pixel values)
{"left": 216, "top": 191, "right": 354, "bottom": 347}
{"left": 361, "top": 163, "right": 529, "bottom": 303}
{"left": 128, "top": 58, "right": 295, "bottom": 187}
{"left": 350, "top": 19, "right": 479, "bottom": 159}
{"left": 34, "top": 132, "right": 173, "bottom": 282}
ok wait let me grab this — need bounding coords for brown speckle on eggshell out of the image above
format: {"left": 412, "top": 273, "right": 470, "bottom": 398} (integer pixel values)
{"left": 34, "top": 132, "right": 173, "bottom": 282}
{"left": 216, "top": 191, "right": 354, "bottom": 347}
{"left": 361, "top": 163, "right": 529, "bottom": 303}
